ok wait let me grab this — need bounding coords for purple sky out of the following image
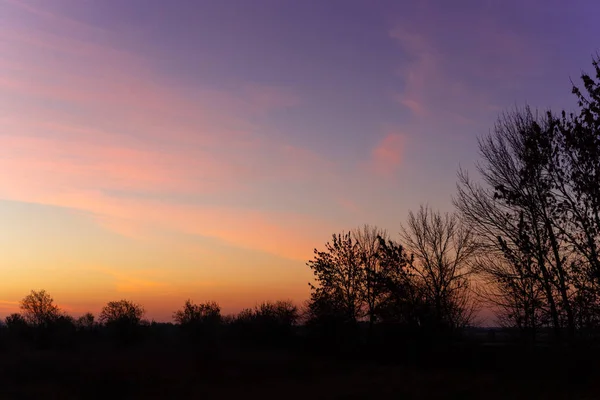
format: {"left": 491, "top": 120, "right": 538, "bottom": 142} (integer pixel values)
{"left": 1, "top": 0, "right": 599, "bottom": 319}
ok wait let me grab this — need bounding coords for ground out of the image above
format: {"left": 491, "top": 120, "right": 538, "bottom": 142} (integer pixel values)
{"left": 0, "top": 342, "right": 597, "bottom": 399}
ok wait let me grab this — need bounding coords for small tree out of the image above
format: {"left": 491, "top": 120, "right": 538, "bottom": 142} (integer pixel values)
{"left": 99, "top": 300, "right": 145, "bottom": 326}
{"left": 76, "top": 312, "right": 96, "bottom": 331}
{"left": 173, "top": 300, "right": 221, "bottom": 326}
{"left": 20, "top": 290, "right": 60, "bottom": 326}
{"left": 254, "top": 300, "right": 299, "bottom": 333}
{"left": 229, "top": 301, "right": 298, "bottom": 343}
{"left": 174, "top": 300, "right": 221, "bottom": 343}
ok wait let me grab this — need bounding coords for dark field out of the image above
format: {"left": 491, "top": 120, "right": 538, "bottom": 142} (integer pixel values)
{"left": 1, "top": 341, "right": 598, "bottom": 399}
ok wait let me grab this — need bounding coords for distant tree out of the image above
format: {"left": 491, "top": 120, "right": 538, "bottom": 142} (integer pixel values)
{"left": 234, "top": 308, "right": 255, "bottom": 325}
{"left": 174, "top": 300, "right": 222, "bottom": 343}
{"left": 99, "top": 300, "right": 145, "bottom": 344}
{"left": 5, "top": 313, "right": 27, "bottom": 327}
{"left": 229, "top": 301, "right": 299, "bottom": 343}
{"left": 19, "top": 290, "right": 60, "bottom": 326}
{"left": 173, "top": 300, "right": 221, "bottom": 326}
{"left": 400, "top": 206, "right": 479, "bottom": 331}
{"left": 5, "top": 313, "right": 29, "bottom": 336}
{"left": 254, "top": 300, "right": 299, "bottom": 328}
{"left": 76, "top": 312, "right": 96, "bottom": 330}
{"left": 99, "top": 300, "right": 145, "bottom": 326}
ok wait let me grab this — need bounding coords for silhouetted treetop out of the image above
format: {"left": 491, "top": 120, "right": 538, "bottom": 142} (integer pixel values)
{"left": 173, "top": 300, "right": 221, "bottom": 326}
{"left": 20, "top": 290, "right": 60, "bottom": 326}
{"left": 99, "top": 300, "right": 145, "bottom": 326}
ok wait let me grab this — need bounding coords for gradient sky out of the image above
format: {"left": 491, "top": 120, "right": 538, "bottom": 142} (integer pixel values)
{"left": 1, "top": 0, "right": 599, "bottom": 321}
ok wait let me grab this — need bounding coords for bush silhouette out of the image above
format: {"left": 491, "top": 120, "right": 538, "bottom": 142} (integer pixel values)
{"left": 173, "top": 300, "right": 221, "bottom": 343}
{"left": 5, "top": 313, "right": 30, "bottom": 342}
{"left": 230, "top": 300, "right": 299, "bottom": 344}
{"left": 76, "top": 312, "right": 96, "bottom": 331}
{"left": 99, "top": 300, "right": 145, "bottom": 344}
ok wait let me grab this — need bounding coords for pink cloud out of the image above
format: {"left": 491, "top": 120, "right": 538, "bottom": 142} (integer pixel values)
{"left": 393, "top": 94, "right": 426, "bottom": 117}
{"left": 369, "top": 133, "right": 405, "bottom": 176}
{"left": 337, "top": 198, "right": 361, "bottom": 214}
{"left": 0, "top": 133, "right": 246, "bottom": 195}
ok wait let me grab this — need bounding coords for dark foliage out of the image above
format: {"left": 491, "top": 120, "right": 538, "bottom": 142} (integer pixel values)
{"left": 229, "top": 300, "right": 299, "bottom": 345}
{"left": 99, "top": 299, "right": 145, "bottom": 344}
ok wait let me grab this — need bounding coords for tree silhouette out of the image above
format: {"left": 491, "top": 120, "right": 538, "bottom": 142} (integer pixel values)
{"left": 455, "top": 108, "right": 570, "bottom": 340}
{"left": 373, "top": 237, "right": 421, "bottom": 327}
{"left": 400, "top": 206, "right": 478, "bottom": 332}
{"left": 99, "top": 300, "right": 145, "bottom": 344}
{"left": 174, "top": 300, "right": 221, "bottom": 342}
{"left": 19, "top": 290, "right": 60, "bottom": 327}
{"left": 254, "top": 301, "right": 298, "bottom": 330}
{"left": 550, "top": 56, "right": 600, "bottom": 333}
{"left": 99, "top": 300, "right": 145, "bottom": 326}
{"left": 76, "top": 312, "right": 96, "bottom": 331}
{"left": 352, "top": 225, "right": 389, "bottom": 336}
{"left": 307, "top": 232, "right": 364, "bottom": 326}
{"left": 5, "top": 313, "right": 29, "bottom": 340}
{"left": 451, "top": 96, "right": 600, "bottom": 341}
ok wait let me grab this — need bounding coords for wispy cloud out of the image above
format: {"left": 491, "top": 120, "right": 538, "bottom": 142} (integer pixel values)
{"left": 0, "top": 0, "right": 339, "bottom": 261}
{"left": 0, "top": 300, "right": 20, "bottom": 314}
{"left": 388, "top": 7, "right": 543, "bottom": 124}
{"left": 368, "top": 132, "right": 405, "bottom": 177}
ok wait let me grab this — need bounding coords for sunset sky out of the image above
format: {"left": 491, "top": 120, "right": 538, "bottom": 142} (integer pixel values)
{"left": 1, "top": 0, "right": 599, "bottom": 321}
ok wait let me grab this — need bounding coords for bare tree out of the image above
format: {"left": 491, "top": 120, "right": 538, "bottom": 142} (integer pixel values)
{"left": 455, "top": 107, "right": 577, "bottom": 340}
{"left": 548, "top": 57, "right": 600, "bottom": 333}
{"left": 99, "top": 299, "right": 145, "bottom": 326}
{"left": 352, "top": 224, "right": 389, "bottom": 333}
{"left": 400, "top": 205, "right": 478, "bottom": 330}
{"left": 20, "top": 290, "right": 60, "bottom": 326}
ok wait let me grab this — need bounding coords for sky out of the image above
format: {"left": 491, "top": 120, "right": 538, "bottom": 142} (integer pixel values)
{"left": 1, "top": 0, "right": 599, "bottom": 321}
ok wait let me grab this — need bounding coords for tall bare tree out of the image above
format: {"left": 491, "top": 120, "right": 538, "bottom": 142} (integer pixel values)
{"left": 455, "top": 107, "right": 578, "bottom": 340}
{"left": 352, "top": 224, "right": 389, "bottom": 332}
{"left": 400, "top": 205, "right": 478, "bottom": 330}
{"left": 549, "top": 57, "right": 600, "bottom": 332}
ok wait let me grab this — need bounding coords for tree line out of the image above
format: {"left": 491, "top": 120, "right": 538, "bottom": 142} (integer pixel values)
{"left": 307, "top": 56, "right": 600, "bottom": 345}
{"left": 1, "top": 289, "right": 302, "bottom": 348}
{"left": 3, "top": 57, "right": 600, "bottom": 351}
